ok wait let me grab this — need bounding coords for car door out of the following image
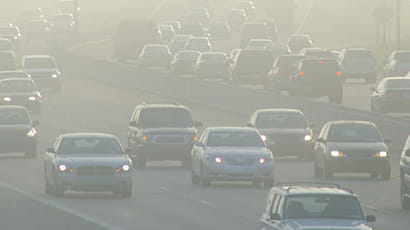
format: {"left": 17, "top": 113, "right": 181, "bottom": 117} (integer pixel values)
{"left": 192, "top": 130, "right": 208, "bottom": 175}
{"left": 44, "top": 137, "right": 61, "bottom": 182}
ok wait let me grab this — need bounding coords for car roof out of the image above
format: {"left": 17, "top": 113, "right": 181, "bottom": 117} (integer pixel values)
{"left": 200, "top": 52, "right": 226, "bottom": 56}
{"left": 139, "top": 101, "right": 189, "bottom": 109}
{"left": 206, "top": 127, "right": 256, "bottom": 132}
{"left": 0, "top": 105, "right": 29, "bottom": 111}
{"left": 384, "top": 76, "right": 410, "bottom": 81}
{"left": 23, "top": 55, "right": 53, "bottom": 59}
{"left": 256, "top": 108, "right": 303, "bottom": 114}
{"left": 273, "top": 184, "right": 355, "bottom": 196}
{"left": 327, "top": 120, "right": 375, "bottom": 126}
{"left": 0, "top": 78, "right": 33, "bottom": 82}
{"left": 345, "top": 48, "right": 371, "bottom": 51}
{"left": 60, "top": 133, "right": 117, "bottom": 139}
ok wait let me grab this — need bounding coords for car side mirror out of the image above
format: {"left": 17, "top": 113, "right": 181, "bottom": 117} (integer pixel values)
{"left": 366, "top": 215, "right": 376, "bottom": 222}
{"left": 32, "top": 120, "right": 40, "bottom": 126}
{"left": 47, "top": 148, "right": 56, "bottom": 153}
{"left": 316, "top": 137, "right": 325, "bottom": 143}
{"left": 129, "top": 121, "right": 138, "bottom": 127}
{"left": 194, "top": 121, "right": 203, "bottom": 128}
{"left": 246, "top": 123, "right": 255, "bottom": 128}
{"left": 270, "top": 213, "right": 281, "bottom": 220}
{"left": 384, "top": 138, "right": 392, "bottom": 144}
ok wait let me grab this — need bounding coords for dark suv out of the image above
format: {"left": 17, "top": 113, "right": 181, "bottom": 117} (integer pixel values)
{"left": 127, "top": 102, "right": 202, "bottom": 168}
{"left": 289, "top": 58, "right": 343, "bottom": 104}
{"left": 0, "top": 105, "right": 39, "bottom": 158}
{"left": 400, "top": 134, "right": 410, "bottom": 209}
{"left": 259, "top": 183, "right": 376, "bottom": 230}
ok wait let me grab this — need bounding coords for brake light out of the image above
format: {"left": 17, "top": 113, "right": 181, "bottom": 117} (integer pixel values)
{"left": 299, "top": 71, "right": 305, "bottom": 76}
{"left": 336, "top": 71, "right": 342, "bottom": 76}
{"left": 318, "top": 60, "right": 324, "bottom": 64}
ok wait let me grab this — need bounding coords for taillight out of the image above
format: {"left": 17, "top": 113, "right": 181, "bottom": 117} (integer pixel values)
{"left": 299, "top": 71, "right": 305, "bottom": 76}
{"left": 336, "top": 71, "right": 342, "bottom": 76}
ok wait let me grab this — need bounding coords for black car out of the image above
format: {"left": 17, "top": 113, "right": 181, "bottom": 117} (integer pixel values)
{"left": 22, "top": 55, "right": 61, "bottom": 92}
{"left": 265, "top": 55, "right": 305, "bottom": 92}
{"left": 0, "top": 105, "right": 39, "bottom": 158}
{"left": 248, "top": 109, "right": 314, "bottom": 159}
{"left": 232, "top": 49, "right": 274, "bottom": 84}
{"left": 0, "top": 78, "right": 42, "bottom": 113}
{"left": 127, "top": 102, "right": 202, "bottom": 168}
{"left": 400, "top": 134, "right": 410, "bottom": 209}
{"left": 289, "top": 58, "right": 343, "bottom": 104}
{"left": 370, "top": 77, "right": 410, "bottom": 113}
{"left": 314, "top": 121, "right": 391, "bottom": 179}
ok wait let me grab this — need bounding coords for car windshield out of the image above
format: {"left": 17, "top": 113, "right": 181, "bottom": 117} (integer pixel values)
{"left": 275, "top": 56, "right": 302, "bottom": 68}
{"left": 255, "top": 112, "right": 308, "bottom": 129}
{"left": 327, "top": 123, "right": 383, "bottom": 142}
{"left": 200, "top": 53, "right": 226, "bottom": 62}
{"left": 139, "top": 108, "right": 193, "bottom": 128}
{"left": 392, "top": 62, "right": 410, "bottom": 73}
{"left": 0, "top": 80, "right": 37, "bottom": 92}
{"left": 394, "top": 52, "right": 410, "bottom": 62}
{"left": 0, "top": 109, "right": 30, "bottom": 124}
{"left": 207, "top": 131, "right": 265, "bottom": 147}
{"left": 345, "top": 50, "right": 374, "bottom": 59}
{"left": 283, "top": 195, "right": 364, "bottom": 220}
{"left": 24, "top": 57, "right": 56, "bottom": 69}
{"left": 385, "top": 79, "right": 410, "bottom": 88}
{"left": 58, "top": 137, "right": 123, "bottom": 154}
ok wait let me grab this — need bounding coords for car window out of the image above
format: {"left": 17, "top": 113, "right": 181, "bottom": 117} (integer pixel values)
{"left": 58, "top": 137, "right": 123, "bottom": 154}
{"left": 206, "top": 131, "right": 265, "bottom": 147}
{"left": 394, "top": 52, "right": 410, "bottom": 62}
{"left": 0, "top": 109, "right": 30, "bottom": 124}
{"left": 283, "top": 195, "right": 364, "bottom": 220}
{"left": 385, "top": 79, "right": 410, "bottom": 89}
{"left": 255, "top": 112, "right": 308, "bottom": 129}
{"left": 0, "top": 80, "right": 37, "bottom": 92}
{"left": 139, "top": 107, "right": 194, "bottom": 128}
{"left": 24, "top": 58, "right": 56, "bottom": 68}
{"left": 327, "top": 123, "right": 383, "bottom": 142}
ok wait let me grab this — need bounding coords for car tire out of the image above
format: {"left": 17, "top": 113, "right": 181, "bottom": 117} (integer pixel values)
{"left": 314, "top": 161, "right": 323, "bottom": 177}
{"left": 381, "top": 165, "right": 391, "bottom": 180}
{"left": 401, "top": 179, "right": 410, "bottom": 209}
{"left": 200, "top": 163, "right": 211, "bottom": 187}
{"left": 263, "top": 177, "right": 274, "bottom": 189}
{"left": 323, "top": 163, "right": 333, "bottom": 179}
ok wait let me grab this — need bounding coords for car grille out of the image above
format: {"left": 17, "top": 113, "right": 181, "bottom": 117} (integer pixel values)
{"left": 225, "top": 158, "right": 255, "bottom": 166}
{"left": 342, "top": 150, "right": 377, "bottom": 158}
{"left": 268, "top": 134, "right": 303, "bottom": 144}
{"left": 0, "top": 130, "right": 27, "bottom": 139}
{"left": 76, "top": 166, "right": 114, "bottom": 176}
{"left": 155, "top": 136, "right": 186, "bottom": 144}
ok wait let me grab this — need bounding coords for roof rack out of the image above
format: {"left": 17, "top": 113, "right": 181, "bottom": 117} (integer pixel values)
{"left": 275, "top": 182, "right": 354, "bottom": 194}
{"left": 142, "top": 101, "right": 180, "bottom": 105}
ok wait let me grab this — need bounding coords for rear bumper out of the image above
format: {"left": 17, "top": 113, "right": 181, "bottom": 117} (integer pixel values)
{"left": 326, "top": 157, "right": 390, "bottom": 173}
{"left": 204, "top": 163, "right": 274, "bottom": 181}
{"left": 0, "top": 138, "right": 36, "bottom": 153}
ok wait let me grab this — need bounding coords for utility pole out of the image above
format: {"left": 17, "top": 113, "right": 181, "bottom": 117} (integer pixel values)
{"left": 397, "top": 0, "right": 401, "bottom": 50}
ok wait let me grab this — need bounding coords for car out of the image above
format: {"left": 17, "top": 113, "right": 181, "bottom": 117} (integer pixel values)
{"left": 188, "top": 8, "right": 211, "bottom": 26}
{"left": 246, "top": 39, "right": 273, "bottom": 50}
{"left": 191, "top": 127, "right": 274, "bottom": 187}
{"left": 138, "top": 44, "right": 172, "bottom": 70}
{"left": 227, "top": 9, "right": 248, "bottom": 31}
{"left": 127, "top": 102, "right": 202, "bottom": 168}
{"left": 0, "top": 25, "right": 21, "bottom": 50}
{"left": 44, "top": 133, "right": 133, "bottom": 198}
{"left": 289, "top": 58, "right": 343, "bottom": 104}
{"left": 171, "top": 50, "right": 200, "bottom": 75}
{"left": 0, "top": 70, "right": 31, "bottom": 80}
{"left": 50, "top": 13, "right": 75, "bottom": 33}
{"left": 161, "top": 20, "right": 181, "bottom": 34}
{"left": 265, "top": 55, "right": 305, "bottom": 92}
{"left": 184, "top": 37, "right": 212, "bottom": 52}
{"left": 383, "top": 50, "right": 410, "bottom": 78}
{"left": 0, "top": 106, "right": 39, "bottom": 158}
{"left": 298, "top": 48, "right": 335, "bottom": 59}
{"left": 158, "top": 24, "right": 176, "bottom": 43}
{"left": 338, "top": 48, "right": 378, "bottom": 83}
{"left": 193, "top": 52, "right": 231, "bottom": 79}
{"left": 314, "top": 121, "right": 391, "bottom": 179}
{"left": 259, "top": 183, "right": 376, "bottom": 230}
{"left": 248, "top": 109, "right": 314, "bottom": 159}
{"left": 0, "top": 78, "right": 42, "bottom": 113}
{"left": 208, "top": 22, "right": 231, "bottom": 40}
{"left": 0, "top": 39, "right": 13, "bottom": 52}
{"left": 180, "top": 24, "right": 209, "bottom": 37}
{"left": 21, "top": 8, "right": 45, "bottom": 24}
{"left": 287, "top": 34, "right": 313, "bottom": 53}
{"left": 370, "top": 77, "right": 410, "bottom": 113}
{"left": 240, "top": 23, "right": 269, "bottom": 48}
{"left": 400, "top": 134, "right": 410, "bottom": 209}
{"left": 168, "top": 34, "right": 193, "bottom": 55}
{"left": 23, "top": 19, "right": 50, "bottom": 42}
{"left": 232, "top": 49, "right": 274, "bottom": 84}
{"left": 0, "top": 51, "right": 17, "bottom": 71}
{"left": 22, "top": 55, "right": 61, "bottom": 92}
{"left": 265, "top": 42, "right": 291, "bottom": 60}
{"left": 235, "top": 1, "right": 256, "bottom": 19}
{"left": 256, "top": 18, "right": 278, "bottom": 41}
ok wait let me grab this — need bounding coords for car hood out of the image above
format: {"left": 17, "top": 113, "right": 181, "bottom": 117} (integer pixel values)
{"left": 23, "top": 68, "right": 58, "bottom": 74}
{"left": 0, "top": 124, "right": 31, "bottom": 132}
{"left": 327, "top": 142, "right": 388, "bottom": 152}
{"left": 206, "top": 146, "right": 271, "bottom": 156}
{"left": 141, "top": 127, "right": 197, "bottom": 135}
{"left": 283, "top": 219, "right": 371, "bottom": 230}
{"left": 57, "top": 154, "right": 130, "bottom": 166}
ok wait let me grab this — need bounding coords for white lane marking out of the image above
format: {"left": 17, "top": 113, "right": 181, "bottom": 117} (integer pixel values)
{"left": 362, "top": 203, "right": 378, "bottom": 211}
{"left": 159, "top": 186, "right": 170, "bottom": 192}
{"left": 0, "top": 182, "right": 126, "bottom": 230}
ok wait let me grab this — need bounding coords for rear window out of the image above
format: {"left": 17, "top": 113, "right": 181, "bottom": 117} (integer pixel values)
{"left": 176, "top": 51, "right": 200, "bottom": 60}
{"left": 139, "top": 107, "right": 193, "bottom": 128}
{"left": 199, "top": 53, "right": 227, "bottom": 62}
{"left": 275, "top": 56, "right": 302, "bottom": 68}
{"left": 345, "top": 50, "right": 374, "bottom": 59}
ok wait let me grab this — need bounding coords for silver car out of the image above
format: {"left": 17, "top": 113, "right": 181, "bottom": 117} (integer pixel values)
{"left": 44, "top": 133, "right": 133, "bottom": 198}
{"left": 191, "top": 127, "right": 274, "bottom": 187}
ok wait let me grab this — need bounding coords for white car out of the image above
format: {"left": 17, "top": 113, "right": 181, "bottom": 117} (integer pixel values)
{"left": 191, "top": 127, "right": 274, "bottom": 187}
{"left": 44, "top": 133, "right": 133, "bottom": 198}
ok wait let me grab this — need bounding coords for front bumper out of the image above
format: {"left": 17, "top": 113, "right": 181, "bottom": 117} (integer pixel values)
{"left": 326, "top": 157, "right": 390, "bottom": 173}
{"left": 56, "top": 173, "right": 132, "bottom": 192}
{"left": 204, "top": 162, "right": 274, "bottom": 181}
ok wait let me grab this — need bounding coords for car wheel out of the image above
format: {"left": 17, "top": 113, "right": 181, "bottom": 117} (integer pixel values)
{"left": 401, "top": 179, "right": 410, "bottom": 209}
{"left": 323, "top": 163, "right": 333, "bottom": 179}
{"left": 381, "top": 165, "right": 391, "bottom": 180}
{"left": 263, "top": 177, "right": 274, "bottom": 189}
{"left": 199, "top": 163, "right": 211, "bottom": 187}
{"left": 314, "top": 161, "right": 323, "bottom": 177}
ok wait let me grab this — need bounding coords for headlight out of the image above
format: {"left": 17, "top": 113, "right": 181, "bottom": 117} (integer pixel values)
{"left": 14, "top": 36, "right": 19, "bottom": 40}
{"left": 122, "top": 164, "right": 131, "bottom": 172}
{"left": 375, "top": 151, "right": 388, "bottom": 158}
{"left": 58, "top": 164, "right": 67, "bottom": 172}
{"left": 141, "top": 136, "right": 147, "bottom": 141}
{"left": 51, "top": 74, "right": 58, "bottom": 78}
{"left": 214, "top": 156, "right": 222, "bottom": 164}
{"left": 3, "top": 97, "right": 11, "bottom": 102}
{"left": 193, "top": 136, "right": 199, "bottom": 141}
{"left": 260, "top": 134, "right": 267, "bottom": 141}
{"left": 28, "top": 96, "right": 37, "bottom": 101}
{"left": 26, "top": 129, "right": 37, "bottom": 137}
{"left": 304, "top": 134, "right": 313, "bottom": 141}
{"left": 330, "top": 150, "right": 344, "bottom": 157}
{"left": 259, "top": 157, "right": 266, "bottom": 164}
